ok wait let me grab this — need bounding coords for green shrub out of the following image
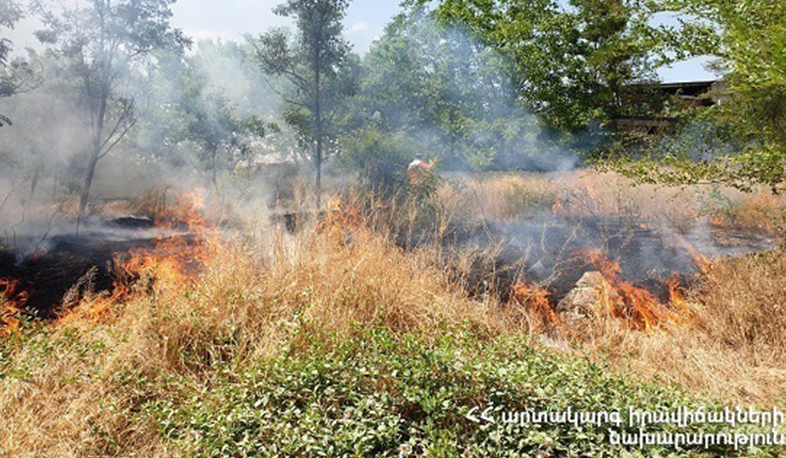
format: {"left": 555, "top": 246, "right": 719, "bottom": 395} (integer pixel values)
{"left": 146, "top": 329, "right": 779, "bottom": 457}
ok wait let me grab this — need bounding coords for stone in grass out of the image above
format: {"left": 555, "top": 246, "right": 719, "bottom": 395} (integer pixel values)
{"left": 556, "top": 271, "right": 620, "bottom": 325}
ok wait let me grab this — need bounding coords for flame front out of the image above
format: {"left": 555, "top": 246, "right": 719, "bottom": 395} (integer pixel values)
{"left": 579, "top": 249, "right": 670, "bottom": 329}
{"left": 510, "top": 282, "right": 562, "bottom": 332}
{"left": 1, "top": 279, "right": 28, "bottom": 335}
{"left": 59, "top": 190, "right": 211, "bottom": 325}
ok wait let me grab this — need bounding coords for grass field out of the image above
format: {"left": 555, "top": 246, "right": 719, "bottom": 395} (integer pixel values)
{"left": 1, "top": 171, "right": 785, "bottom": 456}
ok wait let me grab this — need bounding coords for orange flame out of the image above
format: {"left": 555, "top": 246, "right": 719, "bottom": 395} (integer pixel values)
{"left": 510, "top": 282, "right": 562, "bottom": 332}
{"left": 664, "top": 273, "right": 695, "bottom": 323}
{"left": 317, "top": 196, "right": 365, "bottom": 243}
{"left": 579, "top": 250, "right": 671, "bottom": 329}
{"left": 152, "top": 187, "right": 210, "bottom": 231}
{"left": 58, "top": 191, "right": 211, "bottom": 325}
{"left": 1, "top": 279, "right": 28, "bottom": 335}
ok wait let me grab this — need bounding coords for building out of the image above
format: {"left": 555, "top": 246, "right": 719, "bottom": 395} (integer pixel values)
{"left": 614, "top": 79, "right": 722, "bottom": 134}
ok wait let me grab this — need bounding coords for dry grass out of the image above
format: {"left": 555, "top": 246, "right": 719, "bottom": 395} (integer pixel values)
{"left": 438, "top": 172, "right": 560, "bottom": 221}
{"left": 694, "top": 251, "right": 786, "bottom": 364}
{"left": 553, "top": 236, "right": 786, "bottom": 407}
{"left": 436, "top": 171, "right": 786, "bottom": 405}
{"left": 439, "top": 171, "right": 786, "bottom": 235}
{"left": 0, "top": 217, "right": 504, "bottom": 457}
{"left": 567, "top": 315, "right": 786, "bottom": 408}
{"left": 2, "top": 171, "right": 786, "bottom": 455}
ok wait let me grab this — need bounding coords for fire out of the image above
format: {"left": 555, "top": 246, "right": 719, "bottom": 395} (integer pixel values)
{"left": 666, "top": 235, "right": 713, "bottom": 274}
{"left": 317, "top": 195, "right": 365, "bottom": 243}
{"left": 58, "top": 241, "right": 204, "bottom": 326}
{"left": 552, "top": 180, "right": 610, "bottom": 217}
{"left": 122, "top": 188, "right": 211, "bottom": 286}
{"left": 510, "top": 282, "right": 562, "bottom": 332}
{"left": 664, "top": 273, "right": 695, "bottom": 322}
{"left": 507, "top": 248, "right": 699, "bottom": 333}
{"left": 1, "top": 279, "right": 28, "bottom": 335}
{"left": 58, "top": 190, "right": 212, "bottom": 324}
{"left": 579, "top": 249, "right": 672, "bottom": 329}
{"left": 155, "top": 188, "right": 208, "bottom": 231}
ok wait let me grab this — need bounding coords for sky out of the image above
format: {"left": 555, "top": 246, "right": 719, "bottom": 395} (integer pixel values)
{"left": 7, "top": 0, "right": 716, "bottom": 83}
{"left": 169, "top": 0, "right": 403, "bottom": 55}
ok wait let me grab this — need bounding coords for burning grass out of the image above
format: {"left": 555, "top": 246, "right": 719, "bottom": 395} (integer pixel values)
{"left": 535, "top": 248, "right": 786, "bottom": 407}
{"left": 434, "top": 171, "right": 786, "bottom": 406}
{"left": 0, "top": 279, "right": 26, "bottom": 336}
{"left": 0, "top": 211, "right": 506, "bottom": 456}
{"left": 1, "top": 174, "right": 785, "bottom": 455}
{"left": 0, "top": 223, "right": 769, "bottom": 456}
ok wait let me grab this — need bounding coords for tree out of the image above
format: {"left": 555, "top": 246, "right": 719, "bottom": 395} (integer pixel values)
{"left": 409, "top": 0, "right": 672, "bottom": 138}
{"left": 251, "top": 0, "right": 357, "bottom": 206}
{"left": 131, "top": 49, "right": 270, "bottom": 192}
{"left": 342, "top": 7, "right": 570, "bottom": 174}
{"left": 605, "top": 0, "right": 786, "bottom": 194}
{"left": 187, "top": 94, "right": 270, "bottom": 192}
{"left": 672, "top": 0, "right": 786, "bottom": 151}
{"left": 0, "top": 0, "right": 24, "bottom": 127}
{"left": 31, "top": 0, "right": 189, "bottom": 220}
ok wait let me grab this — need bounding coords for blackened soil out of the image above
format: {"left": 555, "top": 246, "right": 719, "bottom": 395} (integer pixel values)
{"left": 1, "top": 219, "right": 195, "bottom": 319}
{"left": 0, "top": 237, "right": 158, "bottom": 318}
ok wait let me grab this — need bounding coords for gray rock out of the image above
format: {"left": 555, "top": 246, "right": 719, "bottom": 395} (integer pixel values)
{"left": 556, "top": 271, "right": 620, "bottom": 324}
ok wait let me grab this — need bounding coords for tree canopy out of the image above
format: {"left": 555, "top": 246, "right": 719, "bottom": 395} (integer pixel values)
{"left": 251, "top": 0, "right": 358, "bottom": 205}
{"left": 32, "top": 0, "right": 190, "bottom": 216}
{"left": 343, "top": 7, "right": 573, "bottom": 175}
{"left": 407, "top": 0, "right": 673, "bottom": 137}
{"left": 0, "top": 0, "right": 25, "bottom": 127}
{"left": 604, "top": 0, "right": 786, "bottom": 193}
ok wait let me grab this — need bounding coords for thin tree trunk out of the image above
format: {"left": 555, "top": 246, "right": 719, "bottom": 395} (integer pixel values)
{"left": 78, "top": 90, "right": 107, "bottom": 231}
{"left": 27, "top": 165, "right": 40, "bottom": 207}
{"left": 78, "top": 150, "right": 100, "bottom": 226}
{"left": 315, "top": 135, "right": 322, "bottom": 208}
{"left": 78, "top": 8, "right": 108, "bottom": 233}
{"left": 211, "top": 148, "right": 219, "bottom": 195}
{"left": 314, "top": 40, "right": 322, "bottom": 209}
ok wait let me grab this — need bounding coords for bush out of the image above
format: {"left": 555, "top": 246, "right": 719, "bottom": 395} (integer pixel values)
{"left": 147, "top": 329, "right": 773, "bottom": 457}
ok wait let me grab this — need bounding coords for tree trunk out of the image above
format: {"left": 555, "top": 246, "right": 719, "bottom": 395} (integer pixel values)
{"left": 211, "top": 148, "right": 219, "bottom": 195}
{"left": 78, "top": 87, "right": 107, "bottom": 230}
{"left": 78, "top": 13, "right": 108, "bottom": 232}
{"left": 26, "top": 165, "right": 40, "bottom": 207}
{"left": 315, "top": 135, "right": 322, "bottom": 208}
{"left": 78, "top": 149, "right": 100, "bottom": 223}
{"left": 314, "top": 45, "right": 323, "bottom": 209}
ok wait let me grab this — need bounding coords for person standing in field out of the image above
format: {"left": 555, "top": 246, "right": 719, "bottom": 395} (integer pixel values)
{"left": 407, "top": 158, "right": 435, "bottom": 186}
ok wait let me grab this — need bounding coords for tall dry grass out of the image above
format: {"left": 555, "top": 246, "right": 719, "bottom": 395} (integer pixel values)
{"left": 0, "top": 215, "right": 505, "bottom": 457}
{"left": 436, "top": 172, "right": 786, "bottom": 405}
{"left": 1, "top": 171, "right": 785, "bottom": 456}
{"left": 439, "top": 171, "right": 786, "bottom": 236}
{"left": 438, "top": 172, "right": 560, "bottom": 221}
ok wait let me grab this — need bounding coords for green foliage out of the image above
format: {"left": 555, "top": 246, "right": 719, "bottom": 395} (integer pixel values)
{"left": 337, "top": 128, "right": 415, "bottom": 190}
{"left": 139, "top": 329, "right": 777, "bottom": 457}
{"left": 344, "top": 7, "right": 570, "bottom": 173}
{"left": 250, "top": 0, "right": 358, "bottom": 202}
{"left": 605, "top": 0, "right": 786, "bottom": 193}
{"left": 409, "top": 0, "right": 673, "bottom": 137}
{"left": 2, "top": 310, "right": 782, "bottom": 456}
{"left": 0, "top": 0, "right": 24, "bottom": 126}
{"left": 131, "top": 43, "right": 274, "bottom": 178}
{"left": 30, "top": 0, "right": 190, "bottom": 214}
{"left": 0, "top": 0, "right": 22, "bottom": 75}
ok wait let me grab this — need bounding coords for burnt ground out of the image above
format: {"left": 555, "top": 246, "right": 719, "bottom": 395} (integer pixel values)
{"left": 402, "top": 214, "right": 779, "bottom": 303}
{"left": 2, "top": 211, "right": 777, "bottom": 321}
{"left": 0, "top": 217, "right": 189, "bottom": 319}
